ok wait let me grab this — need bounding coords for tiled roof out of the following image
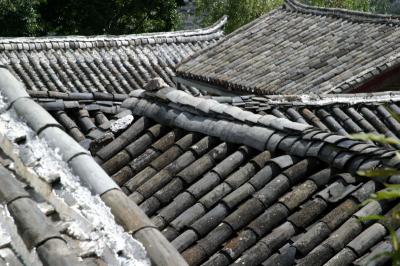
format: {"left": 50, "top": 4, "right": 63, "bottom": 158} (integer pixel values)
{"left": 0, "top": 83, "right": 149, "bottom": 265}
{"left": 176, "top": 0, "right": 400, "bottom": 95}
{"left": 0, "top": 153, "right": 87, "bottom": 266}
{"left": 0, "top": 68, "right": 186, "bottom": 266}
{"left": 0, "top": 17, "right": 226, "bottom": 95}
{"left": 208, "top": 92, "right": 400, "bottom": 149}
{"left": 33, "top": 84, "right": 400, "bottom": 266}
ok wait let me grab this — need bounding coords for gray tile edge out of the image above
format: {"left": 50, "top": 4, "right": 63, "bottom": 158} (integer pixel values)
{"left": 69, "top": 154, "right": 119, "bottom": 195}
{"left": 0, "top": 67, "right": 29, "bottom": 107}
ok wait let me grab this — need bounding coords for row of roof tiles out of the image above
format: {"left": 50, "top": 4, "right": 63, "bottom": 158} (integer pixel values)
{"left": 208, "top": 92, "right": 400, "bottom": 150}
{"left": 0, "top": 69, "right": 188, "bottom": 266}
{"left": 32, "top": 84, "right": 400, "bottom": 265}
{"left": 0, "top": 109, "right": 119, "bottom": 265}
{"left": 176, "top": 0, "right": 400, "bottom": 95}
{"left": 106, "top": 89, "right": 400, "bottom": 265}
{"left": 0, "top": 17, "right": 226, "bottom": 97}
{"left": 1, "top": 1, "right": 400, "bottom": 263}
{"left": 0, "top": 17, "right": 227, "bottom": 51}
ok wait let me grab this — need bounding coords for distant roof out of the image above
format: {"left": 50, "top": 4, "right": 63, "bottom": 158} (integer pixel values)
{"left": 177, "top": 0, "right": 400, "bottom": 95}
{"left": 32, "top": 84, "right": 400, "bottom": 266}
{"left": 0, "top": 16, "right": 226, "bottom": 95}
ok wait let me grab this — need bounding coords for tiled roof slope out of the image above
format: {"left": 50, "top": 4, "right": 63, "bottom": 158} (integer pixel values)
{"left": 34, "top": 86, "right": 400, "bottom": 265}
{"left": 0, "top": 88, "right": 138, "bottom": 265}
{"left": 31, "top": 90, "right": 400, "bottom": 151}
{"left": 176, "top": 0, "right": 400, "bottom": 95}
{"left": 0, "top": 151, "right": 86, "bottom": 266}
{"left": 0, "top": 17, "right": 226, "bottom": 95}
{"left": 0, "top": 68, "right": 187, "bottom": 266}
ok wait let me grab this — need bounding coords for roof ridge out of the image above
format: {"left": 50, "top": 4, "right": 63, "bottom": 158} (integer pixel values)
{"left": 284, "top": 0, "right": 400, "bottom": 25}
{"left": 0, "top": 16, "right": 227, "bottom": 51}
{"left": 124, "top": 88, "right": 400, "bottom": 177}
{"left": 27, "top": 90, "right": 129, "bottom": 102}
{"left": 209, "top": 91, "right": 400, "bottom": 107}
{"left": 27, "top": 89, "right": 400, "bottom": 107}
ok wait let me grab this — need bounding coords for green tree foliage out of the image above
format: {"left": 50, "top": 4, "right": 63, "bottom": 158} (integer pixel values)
{"left": 0, "top": 0, "right": 183, "bottom": 36}
{"left": 195, "top": 0, "right": 393, "bottom": 33}
{"left": 40, "top": 0, "right": 181, "bottom": 35}
{"left": 195, "top": 0, "right": 282, "bottom": 33}
{"left": 0, "top": 0, "right": 44, "bottom": 36}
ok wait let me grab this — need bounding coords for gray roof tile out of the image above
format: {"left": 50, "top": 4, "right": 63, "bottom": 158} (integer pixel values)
{"left": 26, "top": 86, "right": 400, "bottom": 265}
{"left": 248, "top": 202, "right": 289, "bottom": 237}
{"left": 288, "top": 198, "right": 328, "bottom": 228}
{"left": 177, "top": 0, "right": 400, "bottom": 95}
{"left": 222, "top": 229, "right": 258, "bottom": 260}
{"left": 324, "top": 247, "right": 358, "bottom": 266}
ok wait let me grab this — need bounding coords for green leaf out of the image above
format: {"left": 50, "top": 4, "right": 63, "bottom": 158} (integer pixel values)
{"left": 357, "top": 168, "right": 400, "bottom": 178}
{"left": 390, "top": 228, "right": 400, "bottom": 253}
{"left": 374, "top": 190, "right": 400, "bottom": 200}
{"left": 358, "top": 214, "right": 386, "bottom": 222}
{"left": 351, "top": 133, "right": 400, "bottom": 145}
{"left": 360, "top": 199, "right": 380, "bottom": 208}
{"left": 360, "top": 198, "right": 378, "bottom": 207}
{"left": 385, "top": 184, "right": 400, "bottom": 189}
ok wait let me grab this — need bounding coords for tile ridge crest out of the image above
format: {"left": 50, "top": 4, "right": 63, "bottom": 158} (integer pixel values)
{"left": 128, "top": 87, "right": 398, "bottom": 172}
{"left": 210, "top": 91, "right": 400, "bottom": 107}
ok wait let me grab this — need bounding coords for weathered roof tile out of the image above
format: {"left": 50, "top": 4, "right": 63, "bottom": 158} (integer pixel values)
{"left": 25, "top": 84, "right": 400, "bottom": 264}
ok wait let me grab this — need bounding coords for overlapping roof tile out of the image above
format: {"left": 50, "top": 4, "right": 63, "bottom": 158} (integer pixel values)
{"left": 0, "top": 2, "right": 399, "bottom": 261}
{"left": 0, "top": 99, "right": 150, "bottom": 266}
{"left": 208, "top": 92, "right": 400, "bottom": 149}
{"left": 32, "top": 82, "right": 400, "bottom": 265}
{"left": 177, "top": 0, "right": 400, "bottom": 95}
{"left": 0, "top": 17, "right": 226, "bottom": 96}
{"left": 0, "top": 69, "right": 186, "bottom": 266}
